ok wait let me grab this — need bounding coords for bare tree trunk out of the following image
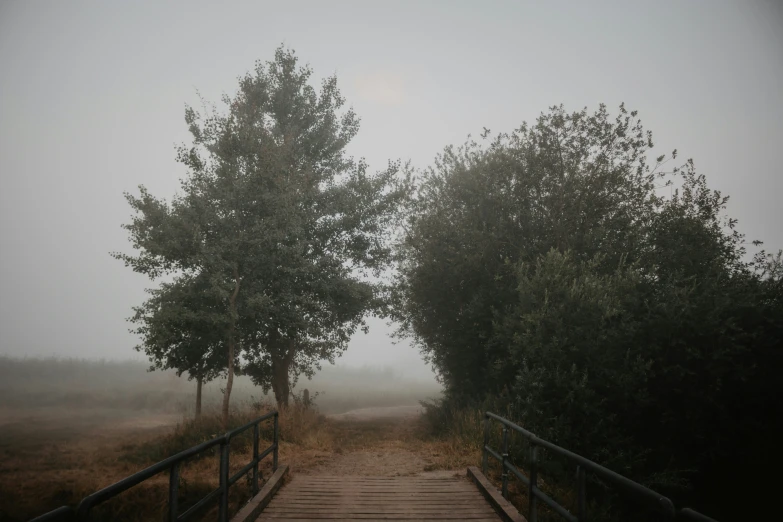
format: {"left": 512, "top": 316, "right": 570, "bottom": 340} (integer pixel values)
{"left": 222, "top": 267, "right": 242, "bottom": 430}
{"left": 195, "top": 375, "right": 203, "bottom": 421}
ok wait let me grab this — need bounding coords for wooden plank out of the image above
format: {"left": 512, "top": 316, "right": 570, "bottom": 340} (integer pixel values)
{"left": 292, "top": 476, "right": 461, "bottom": 479}
{"left": 258, "top": 515, "right": 498, "bottom": 522}
{"left": 294, "top": 477, "right": 466, "bottom": 480}
{"left": 264, "top": 507, "right": 497, "bottom": 511}
{"left": 256, "top": 473, "right": 502, "bottom": 521}
{"left": 290, "top": 482, "right": 470, "bottom": 486}
{"left": 271, "top": 496, "right": 484, "bottom": 500}
{"left": 264, "top": 510, "right": 497, "bottom": 516}
{"left": 265, "top": 505, "right": 496, "bottom": 510}
{"left": 290, "top": 480, "right": 465, "bottom": 483}
{"left": 290, "top": 488, "right": 478, "bottom": 492}
{"left": 295, "top": 487, "right": 474, "bottom": 490}
{"left": 269, "top": 500, "right": 489, "bottom": 505}
{"left": 290, "top": 479, "right": 467, "bottom": 482}
{"left": 271, "top": 494, "right": 483, "bottom": 499}
{"left": 280, "top": 486, "right": 476, "bottom": 493}
{"left": 274, "top": 488, "right": 481, "bottom": 497}
{"left": 270, "top": 500, "right": 489, "bottom": 505}
{"left": 293, "top": 485, "right": 476, "bottom": 488}
{"left": 467, "top": 466, "right": 527, "bottom": 522}
{"left": 270, "top": 506, "right": 489, "bottom": 510}
{"left": 264, "top": 506, "right": 497, "bottom": 512}
{"left": 289, "top": 489, "right": 476, "bottom": 492}
{"left": 263, "top": 508, "right": 497, "bottom": 518}
{"left": 284, "top": 492, "right": 479, "bottom": 496}
{"left": 231, "top": 464, "right": 289, "bottom": 522}
{"left": 282, "top": 482, "right": 473, "bottom": 486}
{"left": 272, "top": 503, "right": 490, "bottom": 508}
{"left": 259, "top": 515, "right": 500, "bottom": 520}
{"left": 291, "top": 483, "right": 471, "bottom": 487}
{"left": 273, "top": 503, "right": 489, "bottom": 508}
{"left": 273, "top": 496, "right": 484, "bottom": 501}
{"left": 277, "top": 488, "right": 482, "bottom": 491}
{"left": 271, "top": 497, "right": 487, "bottom": 502}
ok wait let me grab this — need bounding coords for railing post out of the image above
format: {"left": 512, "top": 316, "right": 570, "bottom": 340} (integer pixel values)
{"left": 219, "top": 440, "right": 229, "bottom": 522}
{"left": 577, "top": 465, "right": 586, "bottom": 521}
{"left": 529, "top": 443, "right": 538, "bottom": 522}
{"left": 168, "top": 462, "right": 180, "bottom": 522}
{"left": 252, "top": 423, "right": 260, "bottom": 495}
{"left": 273, "top": 412, "right": 279, "bottom": 472}
{"left": 482, "top": 414, "right": 490, "bottom": 475}
{"left": 501, "top": 425, "right": 510, "bottom": 499}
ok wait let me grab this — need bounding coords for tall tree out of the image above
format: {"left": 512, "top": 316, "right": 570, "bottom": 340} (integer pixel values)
{"left": 114, "top": 46, "right": 408, "bottom": 419}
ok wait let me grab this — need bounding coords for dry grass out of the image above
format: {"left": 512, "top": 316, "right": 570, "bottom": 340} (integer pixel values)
{"left": 0, "top": 357, "right": 444, "bottom": 520}
{"left": 1, "top": 400, "right": 504, "bottom": 521}
{"left": 0, "top": 398, "right": 602, "bottom": 522}
{"left": 3, "top": 400, "right": 467, "bottom": 521}
{"left": 0, "top": 402, "right": 327, "bottom": 522}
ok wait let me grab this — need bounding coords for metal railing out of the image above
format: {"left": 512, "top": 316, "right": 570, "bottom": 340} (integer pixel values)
{"left": 30, "top": 411, "right": 279, "bottom": 522}
{"left": 483, "top": 412, "right": 719, "bottom": 522}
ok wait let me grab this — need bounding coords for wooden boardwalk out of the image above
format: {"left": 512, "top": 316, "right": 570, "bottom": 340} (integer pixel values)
{"left": 255, "top": 475, "right": 503, "bottom": 521}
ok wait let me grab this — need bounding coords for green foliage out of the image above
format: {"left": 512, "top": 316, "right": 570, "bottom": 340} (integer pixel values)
{"left": 130, "top": 272, "right": 227, "bottom": 384}
{"left": 393, "top": 104, "right": 667, "bottom": 398}
{"left": 502, "top": 251, "right": 650, "bottom": 475}
{"left": 113, "top": 45, "right": 410, "bottom": 410}
{"left": 394, "top": 104, "right": 783, "bottom": 517}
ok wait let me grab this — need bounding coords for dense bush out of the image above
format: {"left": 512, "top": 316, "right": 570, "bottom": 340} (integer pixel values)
{"left": 394, "top": 104, "right": 783, "bottom": 519}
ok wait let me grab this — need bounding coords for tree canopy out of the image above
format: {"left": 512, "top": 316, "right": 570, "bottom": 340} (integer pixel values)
{"left": 114, "top": 46, "right": 409, "bottom": 424}
{"left": 392, "top": 104, "right": 783, "bottom": 516}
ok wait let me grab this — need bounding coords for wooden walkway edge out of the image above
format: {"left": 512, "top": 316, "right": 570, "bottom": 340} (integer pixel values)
{"left": 231, "top": 465, "right": 289, "bottom": 522}
{"left": 467, "top": 466, "right": 527, "bottom": 522}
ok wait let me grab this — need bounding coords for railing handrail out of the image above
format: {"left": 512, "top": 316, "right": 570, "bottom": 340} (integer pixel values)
{"left": 29, "top": 411, "right": 279, "bottom": 522}
{"left": 483, "top": 411, "right": 718, "bottom": 522}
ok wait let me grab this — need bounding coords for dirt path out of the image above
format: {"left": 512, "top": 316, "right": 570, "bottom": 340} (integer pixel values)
{"left": 326, "top": 405, "right": 423, "bottom": 422}
{"left": 290, "top": 405, "right": 467, "bottom": 480}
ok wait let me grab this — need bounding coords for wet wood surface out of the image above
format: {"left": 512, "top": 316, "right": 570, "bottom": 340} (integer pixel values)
{"left": 255, "top": 475, "right": 502, "bottom": 521}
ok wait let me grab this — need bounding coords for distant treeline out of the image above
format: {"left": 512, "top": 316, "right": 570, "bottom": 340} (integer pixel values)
{"left": 0, "top": 356, "right": 441, "bottom": 414}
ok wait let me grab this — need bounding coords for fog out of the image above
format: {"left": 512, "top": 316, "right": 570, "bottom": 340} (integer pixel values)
{"left": 1, "top": 0, "right": 782, "bottom": 381}
{"left": 0, "top": 357, "right": 442, "bottom": 418}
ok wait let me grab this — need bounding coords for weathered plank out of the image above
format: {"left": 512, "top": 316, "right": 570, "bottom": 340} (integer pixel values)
{"left": 256, "top": 474, "right": 502, "bottom": 521}
{"left": 231, "top": 465, "right": 289, "bottom": 522}
{"left": 467, "top": 466, "right": 528, "bottom": 522}
{"left": 263, "top": 512, "right": 498, "bottom": 518}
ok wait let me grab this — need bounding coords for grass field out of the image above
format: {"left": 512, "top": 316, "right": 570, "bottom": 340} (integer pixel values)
{"left": 0, "top": 356, "right": 444, "bottom": 521}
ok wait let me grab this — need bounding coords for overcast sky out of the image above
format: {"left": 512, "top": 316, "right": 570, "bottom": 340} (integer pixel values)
{"left": 1, "top": 1, "right": 781, "bottom": 380}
